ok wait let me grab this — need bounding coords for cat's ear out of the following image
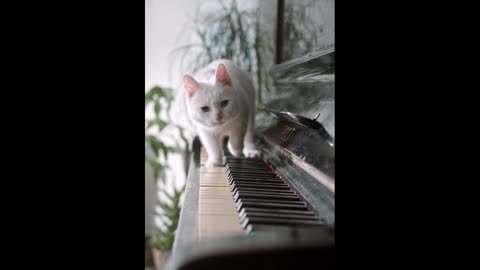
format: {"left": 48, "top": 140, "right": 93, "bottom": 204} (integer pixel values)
{"left": 184, "top": 75, "right": 200, "bottom": 97}
{"left": 215, "top": 63, "right": 232, "bottom": 87}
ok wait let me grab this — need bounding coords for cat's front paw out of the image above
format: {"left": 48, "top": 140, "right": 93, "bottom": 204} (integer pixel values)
{"left": 243, "top": 148, "right": 262, "bottom": 158}
{"left": 205, "top": 159, "right": 224, "bottom": 168}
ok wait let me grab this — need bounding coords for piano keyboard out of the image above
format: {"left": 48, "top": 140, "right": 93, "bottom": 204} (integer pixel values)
{"left": 225, "top": 156, "right": 325, "bottom": 234}
{"left": 198, "top": 147, "right": 325, "bottom": 240}
{"left": 198, "top": 148, "right": 244, "bottom": 239}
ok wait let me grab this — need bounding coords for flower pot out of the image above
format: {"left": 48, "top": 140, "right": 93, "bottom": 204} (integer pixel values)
{"left": 145, "top": 237, "right": 154, "bottom": 267}
{"left": 153, "top": 248, "right": 168, "bottom": 270}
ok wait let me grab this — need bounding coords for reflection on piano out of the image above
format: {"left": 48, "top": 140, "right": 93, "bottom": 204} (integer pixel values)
{"left": 164, "top": 48, "right": 335, "bottom": 270}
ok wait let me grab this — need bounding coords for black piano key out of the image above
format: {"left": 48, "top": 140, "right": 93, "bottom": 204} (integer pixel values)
{"left": 237, "top": 201, "right": 309, "bottom": 211}
{"left": 226, "top": 165, "right": 273, "bottom": 170}
{"left": 232, "top": 187, "right": 294, "bottom": 194}
{"left": 228, "top": 176, "right": 282, "bottom": 181}
{"left": 228, "top": 175, "right": 282, "bottom": 180}
{"left": 227, "top": 165, "right": 267, "bottom": 169}
{"left": 232, "top": 181, "right": 288, "bottom": 187}
{"left": 229, "top": 172, "right": 279, "bottom": 179}
{"left": 234, "top": 192, "right": 300, "bottom": 202}
{"left": 226, "top": 173, "right": 282, "bottom": 180}
{"left": 228, "top": 172, "right": 280, "bottom": 178}
{"left": 233, "top": 190, "right": 297, "bottom": 198}
{"left": 229, "top": 181, "right": 286, "bottom": 187}
{"left": 241, "top": 217, "right": 251, "bottom": 229}
{"left": 233, "top": 188, "right": 295, "bottom": 195}
{"left": 232, "top": 183, "right": 290, "bottom": 192}
{"left": 229, "top": 178, "right": 284, "bottom": 184}
{"left": 227, "top": 167, "right": 275, "bottom": 172}
{"left": 239, "top": 214, "right": 317, "bottom": 226}
{"left": 228, "top": 168, "right": 272, "bottom": 173}
{"left": 236, "top": 200, "right": 304, "bottom": 209}
{"left": 243, "top": 216, "right": 324, "bottom": 227}
{"left": 229, "top": 173, "right": 279, "bottom": 179}
{"left": 226, "top": 163, "right": 270, "bottom": 168}
{"left": 225, "top": 168, "right": 276, "bottom": 174}
{"left": 232, "top": 182, "right": 289, "bottom": 189}
{"left": 228, "top": 169, "right": 273, "bottom": 174}
{"left": 228, "top": 176, "right": 282, "bottom": 183}
{"left": 236, "top": 198, "right": 305, "bottom": 206}
{"left": 230, "top": 186, "right": 292, "bottom": 193}
{"left": 226, "top": 162, "right": 269, "bottom": 166}
{"left": 240, "top": 207, "right": 316, "bottom": 216}
{"left": 239, "top": 211, "right": 319, "bottom": 222}
{"left": 227, "top": 165, "right": 272, "bottom": 169}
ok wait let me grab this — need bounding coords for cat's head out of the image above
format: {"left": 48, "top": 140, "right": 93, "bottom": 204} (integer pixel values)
{"left": 184, "top": 63, "right": 239, "bottom": 128}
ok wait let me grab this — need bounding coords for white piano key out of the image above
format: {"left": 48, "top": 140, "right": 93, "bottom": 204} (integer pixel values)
{"left": 197, "top": 147, "right": 243, "bottom": 240}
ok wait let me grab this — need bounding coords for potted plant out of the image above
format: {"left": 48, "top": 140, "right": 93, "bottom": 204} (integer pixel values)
{"left": 150, "top": 186, "right": 184, "bottom": 270}
{"left": 145, "top": 85, "right": 189, "bottom": 269}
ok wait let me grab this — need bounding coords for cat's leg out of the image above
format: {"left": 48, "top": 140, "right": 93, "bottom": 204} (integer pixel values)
{"left": 228, "top": 124, "right": 246, "bottom": 157}
{"left": 243, "top": 113, "right": 262, "bottom": 158}
{"left": 199, "top": 131, "right": 224, "bottom": 167}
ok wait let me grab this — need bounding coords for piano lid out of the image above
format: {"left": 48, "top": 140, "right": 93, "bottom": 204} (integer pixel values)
{"left": 258, "top": 46, "right": 334, "bottom": 135}
{"left": 270, "top": 46, "right": 334, "bottom": 81}
{"left": 257, "top": 47, "right": 335, "bottom": 181}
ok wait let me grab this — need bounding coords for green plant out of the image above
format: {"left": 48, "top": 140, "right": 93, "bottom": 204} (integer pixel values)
{"left": 145, "top": 86, "right": 174, "bottom": 181}
{"left": 145, "top": 85, "right": 192, "bottom": 182}
{"left": 173, "top": 0, "right": 273, "bottom": 105}
{"left": 150, "top": 185, "right": 185, "bottom": 251}
{"left": 145, "top": 85, "right": 189, "bottom": 251}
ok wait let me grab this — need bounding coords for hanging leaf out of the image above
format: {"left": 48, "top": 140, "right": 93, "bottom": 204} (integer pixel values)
{"left": 154, "top": 101, "right": 161, "bottom": 116}
{"left": 160, "top": 189, "right": 175, "bottom": 203}
{"left": 146, "top": 135, "right": 173, "bottom": 158}
{"left": 146, "top": 158, "right": 168, "bottom": 182}
{"left": 146, "top": 119, "right": 168, "bottom": 132}
{"left": 145, "top": 135, "right": 159, "bottom": 157}
{"left": 146, "top": 120, "right": 156, "bottom": 130}
{"left": 156, "top": 119, "right": 168, "bottom": 131}
{"left": 146, "top": 86, "right": 174, "bottom": 106}
{"left": 151, "top": 86, "right": 166, "bottom": 98}
{"left": 166, "top": 91, "right": 174, "bottom": 113}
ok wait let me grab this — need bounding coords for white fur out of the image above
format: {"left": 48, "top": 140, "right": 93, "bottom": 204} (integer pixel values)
{"left": 184, "top": 59, "right": 261, "bottom": 167}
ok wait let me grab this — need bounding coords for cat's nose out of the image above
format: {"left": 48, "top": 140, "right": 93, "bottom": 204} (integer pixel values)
{"left": 216, "top": 112, "right": 223, "bottom": 121}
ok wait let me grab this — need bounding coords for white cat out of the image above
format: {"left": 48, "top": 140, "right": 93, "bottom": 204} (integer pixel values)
{"left": 184, "top": 59, "right": 262, "bottom": 167}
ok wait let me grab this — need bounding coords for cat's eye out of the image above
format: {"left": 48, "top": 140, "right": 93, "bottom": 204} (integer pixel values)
{"left": 201, "top": 106, "right": 210, "bottom": 112}
{"left": 220, "top": 100, "right": 229, "bottom": 108}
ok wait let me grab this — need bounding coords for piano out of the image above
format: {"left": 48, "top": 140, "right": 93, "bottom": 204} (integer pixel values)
{"left": 164, "top": 1, "right": 334, "bottom": 268}
{"left": 163, "top": 45, "right": 335, "bottom": 270}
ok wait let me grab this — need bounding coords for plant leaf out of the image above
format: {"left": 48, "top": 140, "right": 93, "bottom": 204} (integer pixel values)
{"left": 154, "top": 101, "right": 161, "bottom": 116}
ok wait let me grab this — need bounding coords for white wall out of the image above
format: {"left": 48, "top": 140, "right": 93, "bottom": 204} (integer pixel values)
{"left": 145, "top": 0, "right": 199, "bottom": 90}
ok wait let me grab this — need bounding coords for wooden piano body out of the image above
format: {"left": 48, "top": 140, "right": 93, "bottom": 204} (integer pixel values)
{"left": 164, "top": 47, "right": 335, "bottom": 270}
